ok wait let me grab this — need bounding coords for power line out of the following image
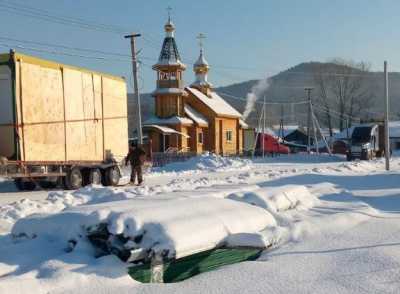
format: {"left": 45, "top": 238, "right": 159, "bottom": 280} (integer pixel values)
{"left": 0, "top": 4, "right": 126, "bottom": 34}
{"left": 312, "top": 104, "right": 361, "bottom": 120}
{"left": 0, "top": 0, "right": 130, "bottom": 32}
{"left": 0, "top": 36, "right": 163, "bottom": 65}
{"left": 0, "top": 34, "right": 268, "bottom": 77}
{"left": 217, "top": 91, "right": 309, "bottom": 105}
{"left": 0, "top": 36, "right": 132, "bottom": 58}
{"left": 0, "top": 0, "right": 163, "bottom": 51}
{"left": 0, "top": 43, "right": 132, "bottom": 63}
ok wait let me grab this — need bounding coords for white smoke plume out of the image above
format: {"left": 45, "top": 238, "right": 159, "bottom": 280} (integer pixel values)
{"left": 243, "top": 78, "right": 270, "bottom": 119}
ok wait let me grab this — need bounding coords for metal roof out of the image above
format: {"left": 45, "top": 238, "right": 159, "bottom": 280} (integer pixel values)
{"left": 143, "top": 124, "right": 190, "bottom": 138}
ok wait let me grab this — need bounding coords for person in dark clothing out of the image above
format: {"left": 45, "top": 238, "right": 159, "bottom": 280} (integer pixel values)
{"left": 125, "top": 143, "right": 146, "bottom": 185}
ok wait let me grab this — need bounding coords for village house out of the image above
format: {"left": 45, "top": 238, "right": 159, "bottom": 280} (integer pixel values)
{"left": 143, "top": 17, "right": 246, "bottom": 155}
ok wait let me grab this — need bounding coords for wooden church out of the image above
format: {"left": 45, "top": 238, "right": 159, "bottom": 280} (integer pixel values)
{"left": 143, "top": 16, "right": 247, "bottom": 155}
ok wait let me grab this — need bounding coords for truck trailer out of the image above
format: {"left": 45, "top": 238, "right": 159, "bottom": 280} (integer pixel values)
{"left": 0, "top": 51, "right": 129, "bottom": 190}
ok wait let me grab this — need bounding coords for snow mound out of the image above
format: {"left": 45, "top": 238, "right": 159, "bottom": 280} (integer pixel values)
{"left": 226, "top": 227, "right": 285, "bottom": 248}
{"left": 152, "top": 153, "right": 252, "bottom": 174}
{"left": 48, "top": 185, "right": 133, "bottom": 206}
{"left": 12, "top": 196, "right": 276, "bottom": 259}
{"left": 0, "top": 185, "right": 134, "bottom": 226}
{"left": 227, "top": 185, "right": 317, "bottom": 214}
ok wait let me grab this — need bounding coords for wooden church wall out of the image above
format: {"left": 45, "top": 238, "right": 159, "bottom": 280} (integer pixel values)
{"left": 219, "top": 118, "right": 238, "bottom": 155}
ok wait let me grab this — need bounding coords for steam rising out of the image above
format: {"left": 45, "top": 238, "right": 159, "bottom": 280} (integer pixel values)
{"left": 243, "top": 78, "right": 270, "bottom": 119}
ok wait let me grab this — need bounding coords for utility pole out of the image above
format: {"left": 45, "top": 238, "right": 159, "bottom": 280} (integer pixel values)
{"left": 384, "top": 61, "right": 390, "bottom": 171}
{"left": 280, "top": 104, "right": 284, "bottom": 138}
{"left": 125, "top": 33, "right": 143, "bottom": 145}
{"left": 311, "top": 105, "right": 319, "bottom": 155}
{"left": 262, "top": 95, "right": 266, "bottom": 158}
{"left": 305, "top": 87, "right": 314, "bottom": 153}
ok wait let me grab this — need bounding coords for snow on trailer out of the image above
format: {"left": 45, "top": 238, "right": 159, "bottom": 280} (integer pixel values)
{"left": 0, "top": 51, "right": 129, "bottom": 190}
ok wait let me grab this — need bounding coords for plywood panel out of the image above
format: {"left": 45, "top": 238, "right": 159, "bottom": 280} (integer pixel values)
{"left": 23, "top": 123, "right": 65, "bottom": 162}
{"left": 17, "top": 61, "right": 66, "bottom": 161}
{"left": 92, "top": 74, "right": 102, "bottom": 119}
{"left": 63, "top": 69, "right": 103, "bottom": 162}
{"left": 14, "top": 62, "right": 23, "bottom": 160}
{"left": 102, "top": 77, "right": 127, "bottom": 118}
{"left": 66, "top": 120, "right": 102, "bottom": 161}
{"left": 63, "top": 68, "right": 84, "bottom": 121}
{"left": 20, "top": 62, "right": 64, "bottom": 123}
{"left": 81, "top": 72, "right": 95, "bottom": 120}
{"left": 13, "top": 58, "right": 127, "bottom": 163}
{"left": 103, "top": 118, "right": 128, "bottom": 162}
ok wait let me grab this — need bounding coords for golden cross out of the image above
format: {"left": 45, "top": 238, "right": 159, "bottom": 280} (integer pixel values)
{"left": 197, "top": 33, "right": 206, "bottom": 51}
{"left": 167, "top": 6, "right": 172, "bottom": 21}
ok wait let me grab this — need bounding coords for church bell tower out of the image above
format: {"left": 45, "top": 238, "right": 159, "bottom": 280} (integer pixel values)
{"left": 152, "top": 13, "right": 187, "bottom": 118}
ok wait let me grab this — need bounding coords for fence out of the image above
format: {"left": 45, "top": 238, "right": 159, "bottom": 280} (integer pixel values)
{"left": 151, "top": 152, "right": 197, "bottom": 167}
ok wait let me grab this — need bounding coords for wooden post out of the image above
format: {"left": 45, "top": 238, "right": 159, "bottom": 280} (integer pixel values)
{"left": 150, "top": 254, "right": 164, "bottom": 283}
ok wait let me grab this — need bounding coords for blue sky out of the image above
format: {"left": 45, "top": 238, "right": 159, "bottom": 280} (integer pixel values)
{"left": 0, "top": 0, "right": 399, "bottom": 92}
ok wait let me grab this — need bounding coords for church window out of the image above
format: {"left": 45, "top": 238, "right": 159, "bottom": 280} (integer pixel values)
{"left": 198, "top": 132, "right": 203, "bottom": 144}
{"left": 226, "top": 130, "right": 233, "bottom": 142}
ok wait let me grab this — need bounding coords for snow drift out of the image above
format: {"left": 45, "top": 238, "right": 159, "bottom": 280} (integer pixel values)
{"left": 151, "top": 152, "right": 251, "bottom": 174}
{"left": 227, "top": 185, "right": 317, "bottom": 213}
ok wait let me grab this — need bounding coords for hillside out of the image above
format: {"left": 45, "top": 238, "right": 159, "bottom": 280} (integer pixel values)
{"left": 128, "top": 62, "right": 400, "bottom": 134}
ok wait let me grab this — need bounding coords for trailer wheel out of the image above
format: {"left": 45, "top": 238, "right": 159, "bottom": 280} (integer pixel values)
{"left": 103, "top": 166, "right": 120, "bottom": 186}
{"left": 88, "top": 168, "right": 102, "bottom": 185}
{"left": 64, "top": 167, "right": 83, "bottom": 190}
{"left": 14, "top": 179, "right": 36, "bottom": 191}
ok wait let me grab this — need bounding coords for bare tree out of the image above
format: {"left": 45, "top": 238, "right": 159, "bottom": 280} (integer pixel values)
{"left": 313, "top": 59, "right": 375, "bottom": 132}
{"left": 313, "top": 63, "right": 334, "bottom": 136}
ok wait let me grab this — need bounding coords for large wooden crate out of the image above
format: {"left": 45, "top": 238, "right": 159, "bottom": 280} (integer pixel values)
{"left": 0, "top": 52, "right": 128, "bottom": 163}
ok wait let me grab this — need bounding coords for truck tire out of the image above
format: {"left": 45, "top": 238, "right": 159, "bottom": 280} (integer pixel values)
{"left": 14, "top": 179, "right": 36, "bottom": 191}
{"left": 361, "top": 151, "right": 368, "bottom": 160}
{"left": 64, "top": 167, "right": 83, "bottom": 190}
{"left": 103, "top": 166, "right": 120, "bottom": 186}
{"left": 88, "top": 168, "right": 102, "bottom": 185}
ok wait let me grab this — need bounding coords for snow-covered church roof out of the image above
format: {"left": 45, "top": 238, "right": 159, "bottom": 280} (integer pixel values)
{"left": 186, "top": 87, "right": 242, "bottom": 118}
{"left": 184, "top": 104, "right": 209, "bottom": 127}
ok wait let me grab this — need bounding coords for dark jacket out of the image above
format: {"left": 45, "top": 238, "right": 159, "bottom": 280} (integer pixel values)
{"left": 126, "top": 146, "right": 146, "bottom": 167}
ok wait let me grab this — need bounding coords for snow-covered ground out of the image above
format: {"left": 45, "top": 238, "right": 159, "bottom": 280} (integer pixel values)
{"left": 1, "top": 153, "right": 400, "bottom": 293}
